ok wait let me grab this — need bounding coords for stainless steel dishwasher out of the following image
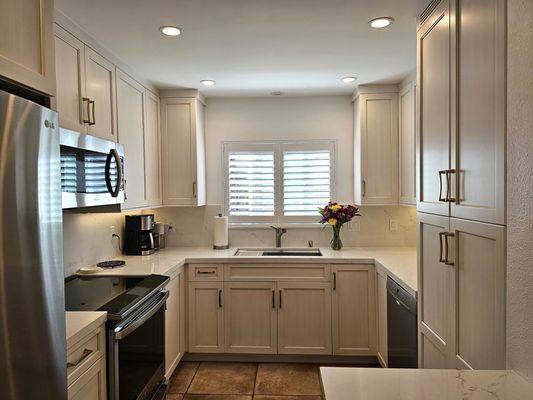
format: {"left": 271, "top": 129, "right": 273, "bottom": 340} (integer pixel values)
{"left": 387, "top": 276, "right": 418, "bottom": 368}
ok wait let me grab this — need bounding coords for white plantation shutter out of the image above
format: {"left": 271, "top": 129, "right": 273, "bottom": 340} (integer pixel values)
{"left": 283, "top": 150, "right": 331, "bottom": 216}
{"left": 228, "top": 152, "right": 275, "bottom": 216}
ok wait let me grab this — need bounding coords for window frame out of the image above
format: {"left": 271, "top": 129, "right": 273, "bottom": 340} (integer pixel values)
{"left": 222, "top": 140, "right": 337, "bottom": 225}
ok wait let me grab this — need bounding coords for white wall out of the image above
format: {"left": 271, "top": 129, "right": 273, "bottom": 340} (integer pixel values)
{"left": 506, "top": 0, "right": 533, "bottom": 382}
{"left": 204, "top": 96, "right": 354, "bottom": 205}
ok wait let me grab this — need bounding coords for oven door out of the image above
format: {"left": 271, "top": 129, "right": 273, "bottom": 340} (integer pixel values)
{"left": 60, "top": 128, "right": 125, "bottom": 209}
{"left": 109, "top": 290, "right": 168, "bottom": 400}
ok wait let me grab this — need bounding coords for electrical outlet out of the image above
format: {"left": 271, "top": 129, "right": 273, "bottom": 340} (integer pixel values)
{"left": 389, "top": 219, "right": 398, "bottom": 232}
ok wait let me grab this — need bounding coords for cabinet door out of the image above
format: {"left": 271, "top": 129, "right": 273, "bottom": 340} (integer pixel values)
{"left": 450, "top": 0, "right": 506, "bottom": 225}
{"left": 224, "top": 282, "right": 277, "bottom": 354}
{"left": 188, "top": 282, "right": 224, "bottom": 353}
{"left": 0, "top": 0, "right": 55, "bottom": 95}
{"left": 417, "top": 0, "right": 451, "bottom": 216}
{"left": 359, "top": 93, "right": 399, "bottom": 204}
{"left": 194, "top": 100, "right": 207, "bottom": 205}
{"left": 417, "top": 212, "right": 453, "bottom": 368}
{"left": 85, "top": 47, "right": 117, "bottom": 141}
{"left": 278, "top": 282, "right": 331, "bottom": 355}
{"left": 54, "top": 25, "right": 87, "bottom": 133}
{"left": 144, "top": 90, "right": 162, "bottom": 207}
{"left": 165, "top": 271, "right": 186, "bottom": 378}
{"left": 116, "top": 69, "right": 146, "bottom": 209}
{"left": 331, "top": 265, "right": 376, "bottom": 356}
{"left": 399, "top": 82, "right": 416, "bottom": 205}
{"left": 450, "top": 218, "right": 505, "bottom": 370}
{"left": 376, "top": 269, "right": 388, "bottom": 367}
{"left": 67, "top": 357, "right": 106, "bottom": 400}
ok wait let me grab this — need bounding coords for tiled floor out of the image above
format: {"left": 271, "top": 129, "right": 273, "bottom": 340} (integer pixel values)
{"left": 167, "top": 362, "right": 325, "bottom": 400}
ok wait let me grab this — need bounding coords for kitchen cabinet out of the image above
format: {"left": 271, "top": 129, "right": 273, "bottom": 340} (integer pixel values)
{"left": 188, "top": 281, "right": 224, "bottom": 353}
{"left": 376, "top": 268, "right": 388, "bottom": 367}
{"left": 277, "top": 282, "right": 332, "bottom": 355}
{"left": 144, "top": 90, "right": 162, "bottom": 207}
{"left": 68, "top": 357, "right": 106, "bottom": 400}
{"left": 0, "top": 0, "right": 55, "bottom": 95}
{"left": 160, "top": 95, "right": 206, "bottom": 206}
{"left": 399, "top": 81, "right": 416, "bottom": 205}
{"left": 224, "top": 282, "right": 277, "bottom": 354}
{"left": 331, "top": 265, "right": 376, "bottom": 356}
{"left": 354, "top": 86, "right": 399, "bottom": 205}
{"left": 116, "top": 69, "right": 146, "bottom": 209}
{"left": 165, "top": 269, "right": 186, "bottom": 378}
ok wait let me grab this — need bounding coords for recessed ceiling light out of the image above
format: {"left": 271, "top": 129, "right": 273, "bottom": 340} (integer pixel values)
{"left": 200, "top": 80, "right": 216, "bottom": 86}
{"left": 159, "top": 26, "right": 182, "bottom": 37}
{"left": 270, "top": 91, "right": 285, "bottom": 96}
{"left": 369, "top": 17, "right": 394, "bottom": 29}
{"left": 341, "top": 77, "right": 357, "bottom": 84}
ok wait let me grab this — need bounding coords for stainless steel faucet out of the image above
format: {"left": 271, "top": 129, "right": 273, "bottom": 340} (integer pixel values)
{"left": 270, "top": 226, "right": 287, "bottom": 248}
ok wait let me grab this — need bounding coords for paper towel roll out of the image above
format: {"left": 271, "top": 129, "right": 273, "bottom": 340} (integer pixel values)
{"left": 213, "top": 214, "right": 229, "bottom": 250}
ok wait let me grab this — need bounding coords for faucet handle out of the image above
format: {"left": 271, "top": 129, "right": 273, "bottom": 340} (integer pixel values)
{"left": 308, "top": 240, "right": 314, "bottom": 248}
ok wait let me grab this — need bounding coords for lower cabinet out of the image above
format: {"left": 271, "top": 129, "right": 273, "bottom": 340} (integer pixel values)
{"left": 331, "top": 265, "right": 376, "bottom": 356}
{"left": 68, "top": 357, "right": 106, "bottom": 400}
{"left": 165, "top": 269, "right": 186, "bottom": 378}
{"left": 278, "top": 282, "right": 332, "bottom": 355}
{"left": 188, "top": 281, "right": 224, "bottom": 353}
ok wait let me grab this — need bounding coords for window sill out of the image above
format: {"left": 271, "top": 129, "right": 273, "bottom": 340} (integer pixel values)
{"left": 229, "top": 222, "right": 326, "bottom": 230}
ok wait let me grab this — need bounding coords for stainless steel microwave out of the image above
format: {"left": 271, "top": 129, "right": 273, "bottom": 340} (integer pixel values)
{"left": 60, "top": 128, "right": 125, "bottom": 209}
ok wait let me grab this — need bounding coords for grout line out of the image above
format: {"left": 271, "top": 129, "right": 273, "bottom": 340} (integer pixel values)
{"left": 184, "top": 361, "right": 202, "bottom": 394}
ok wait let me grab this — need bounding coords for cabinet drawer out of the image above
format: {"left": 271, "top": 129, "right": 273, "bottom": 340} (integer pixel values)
{"left": 68, "top": 356, "right": 106, "bottom": 400}
{"left": 188, "top": 264, "right": 223, "bottom": 281}
{"left": 224, "top": 264, "right": 331, "bottom": 282}
{"left": 67, "top": 326, "right": 105, "bottom": 386}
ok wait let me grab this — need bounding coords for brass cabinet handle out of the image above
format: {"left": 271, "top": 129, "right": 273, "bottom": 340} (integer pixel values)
{"left": 67, "top": 348, "right": 92, "bottom": 368}
{"left": 272, "top": 290, "right": 276, "bottom": 309}
{"left": 218, "top": 289, "right": 222, "bottom": 308}
{"left": 89, "top": 99, "right": 96, "bottom": 125}
{"left": 445, "top": 169, "right": 456, "bottom": 203}
{"left": 197, "top": 270, "right": 215, "bottom": 275}
{"left": 438, "top": 170, "right": 447, "bottom": 202}
{"left": 444, "top": 232, "right": 455, "bottom": 265}
{"left": 362, "top": 180, "right": 366, "bottom": 197}
{"left": 333, "top": 272, "right": 337, "bottom": 290}
{"left": 438, "top": 231, "right": 455, "bottom": 265}
{"left": 279, "top": 290, "right": 282, "bottom": 309}
{"left": 192, "top": 181, "right": 197, "bottom": 198}
{"left": 82, "top": 97, "right": 91, "bottom": 124}
{"left": 438, "top": 232, "right": 446, "bottom": 263}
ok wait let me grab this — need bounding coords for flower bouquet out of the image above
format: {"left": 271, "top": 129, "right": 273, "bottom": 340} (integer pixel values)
{"left": 318, "top": 202, "right": 361, "bottom": 250}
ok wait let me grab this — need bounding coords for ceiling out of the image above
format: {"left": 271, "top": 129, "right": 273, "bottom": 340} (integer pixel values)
{"left": 55, "top": 0, "right": 429, "bottom": 97}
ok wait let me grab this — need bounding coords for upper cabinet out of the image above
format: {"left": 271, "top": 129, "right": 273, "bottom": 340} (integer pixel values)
{"left": 417, "top": 0, "right": 505, "bottom": 225}
{"left": 399, "top": 80, "right": 416, "bottom": 205}
{"left": 354, "top": 86, "right": 399, "bottom": 205}
{"left": 0, "top": 0, "right": 55, "bottom": 95}
{"left": 160, "top": 93, "right": 206, "bottom": 206}
{"left": 144, "top": 90, "right": 162, "bottom": 206}
{"left": 54, "top": 24, "right": 117, "bottom": 141}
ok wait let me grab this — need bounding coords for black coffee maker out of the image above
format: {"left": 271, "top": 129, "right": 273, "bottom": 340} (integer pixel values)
{"left": 124, "top": 214, "right": 156, "bottom": 255}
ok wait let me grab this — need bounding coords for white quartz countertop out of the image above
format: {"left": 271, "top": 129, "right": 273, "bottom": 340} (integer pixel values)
{"left": 78, "top": 246, "right": 417, "bottom": 293}
{"left": 66, "top": 311, "right": 107, "bottom": 348}
{"left": 320, "top": 367, "right": 533, "bottom": 400}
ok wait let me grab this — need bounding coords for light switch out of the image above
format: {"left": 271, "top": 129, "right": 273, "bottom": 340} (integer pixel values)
{"left": 389, "top": 219, "right": 398, "bottom": 232}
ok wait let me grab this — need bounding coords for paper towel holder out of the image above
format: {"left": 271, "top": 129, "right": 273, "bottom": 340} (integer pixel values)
{"left": 213, "top": 213, "right": 230, "bottom": 250}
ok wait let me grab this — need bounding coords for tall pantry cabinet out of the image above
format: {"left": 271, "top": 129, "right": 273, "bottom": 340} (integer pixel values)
{"left": 417, "top": 0, "right": 506, "bottom": 370}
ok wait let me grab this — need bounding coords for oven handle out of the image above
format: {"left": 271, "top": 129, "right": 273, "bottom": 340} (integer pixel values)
{"left": 114, "top": 290, "right": 169, "bottom": 340}
{"left": 105, "top": 148, "right": 123, "bottom": 198}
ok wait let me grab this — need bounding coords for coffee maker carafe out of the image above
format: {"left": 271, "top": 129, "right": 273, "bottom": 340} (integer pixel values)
{"left": 124, "top": 214, "right": 156, "bottom": 255}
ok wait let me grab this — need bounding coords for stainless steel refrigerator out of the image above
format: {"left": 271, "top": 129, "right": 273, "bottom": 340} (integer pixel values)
{"left": 0, "top": 89, "right": 66, "bottom": 399}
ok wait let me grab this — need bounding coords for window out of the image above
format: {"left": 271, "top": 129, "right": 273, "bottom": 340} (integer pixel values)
{"left": 223, "top": 140, "right": 336, "bottom": 224}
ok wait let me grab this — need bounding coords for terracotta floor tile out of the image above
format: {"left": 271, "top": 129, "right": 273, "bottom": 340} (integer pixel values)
{"left": 254, "top": 364, "right": 322, "bottom": 396}
{"left": 188, "top": 362, "right": 257, "bottom": 395}
{"left": 184, "top": 395, "right": 252, "bottom": 400}
{"left": 169, "top": 362, "right": 201, "bottom": 394}
{"left": 166, "top": 395, "right": 184, "bottom": 400}
{"left": 253, "top": 397, "right": 322, "bottom": 400}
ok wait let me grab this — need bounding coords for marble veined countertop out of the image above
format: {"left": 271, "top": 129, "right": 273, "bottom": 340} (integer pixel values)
{"left": 320, "top": 367, "right": 533, "bottom": 400}
{"left": 78, "top": 246, "right": 417, "bottom": 294}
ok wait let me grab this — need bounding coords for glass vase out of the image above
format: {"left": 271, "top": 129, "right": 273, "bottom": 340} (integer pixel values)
{"left": 330, "top": 226, "right": 343, "bottom": 250}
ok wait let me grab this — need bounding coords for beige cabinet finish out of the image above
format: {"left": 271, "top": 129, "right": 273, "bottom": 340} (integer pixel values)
{"left": 399, "top": 82, "right": 416, "bottom": 205}
{"left": 354, "top": 89, "right": 399, "bottom": 205}
{"left": 416, "top": 0, "right": 451, "bottom": 216}
{"left": 277, "top": 282, "right": 332, "bottom": 355}
{"left": 165, "top": 270, "right": 186, "bottom": 378}
{"left": 376, "top": 268, "right": 388, "bottom": 367}
{"left": 450, "top": 0, "right": 506, "bottom": 225}
{"left": 144, "top": 90, "right": 162, "bottom": 207}
{"left": 116, "top": 69, "right": 146, "bottom": 209}
{"left": 189, "top": 264, "right": 224, "bottom": 281}
{"left": 67, "top": 356, "right": 106, "bottom": 400}
{"left": 417, "top": 212, "right": 453, "bottom": 368}
{"left": 160, "top": 97, "right": 206, "bottom": 206}
{"left": 332, "top": 265, "right": 376, "bottom": 356}
{"left": 85, "top": 47, "right": 117, "bottom": 141}
{"left": 224, "top": 263, "right": 330, "bottom": 282}
{"left": 54, "top": 25, "right": 87, "bottom": 132}
{"left": 224, "top": 282, "right": 277, "bottom": 354}
{"left": 0, "top": 0, "right": 55, "bottom": 95}
{"left": 188, "top": 281, "right": 224, "bottom": 353}
{"left": 450, "top": 218, "right": 506, "bottom": 370}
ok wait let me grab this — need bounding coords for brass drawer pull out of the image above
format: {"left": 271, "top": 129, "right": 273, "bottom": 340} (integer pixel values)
{"left": 197, "top": 270, "right": 216, "bottom": 275}
{"left": 67, "top": 348, "right": 92, "bottom": 368}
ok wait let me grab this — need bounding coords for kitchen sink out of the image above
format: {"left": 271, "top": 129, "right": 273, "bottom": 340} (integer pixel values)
{"left": 234, "top": 248, "right": 322, "bottom": 257}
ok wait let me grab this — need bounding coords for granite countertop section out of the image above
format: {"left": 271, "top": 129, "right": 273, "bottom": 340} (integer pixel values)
{"left": 78, "top": 246, "right": 417, "bottom": 293}
{"left": 66, "top": 311, "right": 107, "bottom": 348}
{"left": 320, "top": 367, "right": 533, "bottom": 400}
